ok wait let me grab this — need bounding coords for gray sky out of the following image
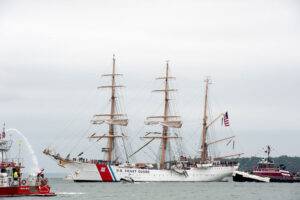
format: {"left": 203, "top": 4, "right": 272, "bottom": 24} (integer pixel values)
{"left": 0, "top": 0, "right": 300, "bottom": 173}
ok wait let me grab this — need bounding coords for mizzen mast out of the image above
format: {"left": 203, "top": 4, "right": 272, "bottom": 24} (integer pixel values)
{"left": 200, "top": 78, "right": 237, "bottom": 162}
{"left": 144, "top": 61, "right": 182, "bottom": 169}
{"left": 200, "top": 78, "right": 211, "bottom": 163}
{"left": 90, "top": 55, "right": 128, "bottom": 163}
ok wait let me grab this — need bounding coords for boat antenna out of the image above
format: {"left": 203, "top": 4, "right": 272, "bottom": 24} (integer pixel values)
{"left": 266, "top": 145, "right": 271, "bottom": 161}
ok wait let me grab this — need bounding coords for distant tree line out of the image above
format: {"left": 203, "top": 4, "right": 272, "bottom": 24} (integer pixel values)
{"left": 229, "top": 156, "right": 300, "bottom": 172}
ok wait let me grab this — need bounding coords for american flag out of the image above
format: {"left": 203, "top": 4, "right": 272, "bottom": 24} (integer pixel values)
{"left": 223, "top": 112, "right": 230, "bottom": 127}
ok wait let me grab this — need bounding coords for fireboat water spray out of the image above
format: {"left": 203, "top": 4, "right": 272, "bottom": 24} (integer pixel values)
{"left": 6, "top": 128, "right": 39, "bottom": 175}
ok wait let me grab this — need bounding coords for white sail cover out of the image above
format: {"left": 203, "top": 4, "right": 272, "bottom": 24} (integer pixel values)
{"left": 105, "top": 119, "right": 128, "bottom": 126}
{"left": 91, "top": 120, "right": 105, "bottom": 125}
{"left": 160, "top": 121, "right": 182, "bottom": 128}
{"left": 145, "top": 120, "right": 182, "bottom": 128}
{"left": 91, "top": 114, "right": 128, "bottom": 126}
{"left": 144, "top": 120, "right": 160, "bottom": 125}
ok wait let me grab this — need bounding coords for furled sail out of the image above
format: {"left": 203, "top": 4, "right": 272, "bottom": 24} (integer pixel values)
{"left": 91, "top": 114, "right": 127, "bottom": 126}
{"left": 160, "top": 120, "right": 182, "bottom": 128}
{"left": 145, "top": 119, "right": 182, "bottom": 128}
{"left": 144, "top": 120, "right": 160, "bottom": 125}
{"left": 105, "top": 119, "right": 128, "bottom": 126}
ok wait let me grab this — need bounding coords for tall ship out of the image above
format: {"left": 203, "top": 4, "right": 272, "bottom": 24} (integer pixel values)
{"left": 44, "top": 56, "right": 240, "bottom": 182}
{"left": 0, "top": 124, "right": 55, "bottom": 197}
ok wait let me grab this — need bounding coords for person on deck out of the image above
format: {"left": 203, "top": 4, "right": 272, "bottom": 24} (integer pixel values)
{"left": 37, "top": 168, "right": 45, "bottom": 179}
{"left": 13, "top": 170, "right": 19, "bottom": 181}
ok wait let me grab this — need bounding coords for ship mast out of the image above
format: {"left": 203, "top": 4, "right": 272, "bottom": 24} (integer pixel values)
{"left": 143, "top": 61, "right": 182, "bottom": 169}
{"left": 161, "top": 62, "right": 170, "bottom": 169}
{"left": 107, "top": 55, "right": 117, "bottom": 162}
{"left": 200, "top": 78, "right": 210, "bottom": 163}
{"left": 199, "top": 78, "right": 238, "bottom": 162}
{"left": 89, "top": 55, "right": 128, "bottom": 163}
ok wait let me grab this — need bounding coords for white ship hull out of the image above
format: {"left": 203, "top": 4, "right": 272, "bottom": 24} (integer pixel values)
{"left": 63, "top": 162, "right": 238, "bottom": 182}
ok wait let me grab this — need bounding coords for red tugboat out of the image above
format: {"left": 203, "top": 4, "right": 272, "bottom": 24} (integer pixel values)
{"left": 0, "top": 124, "right": 56, "bottom": 197}
{"left": 233, "top": 145, "right": 294, "bottom": 183}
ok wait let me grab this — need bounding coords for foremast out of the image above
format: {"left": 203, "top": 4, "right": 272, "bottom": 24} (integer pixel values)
{"left": 89, "top": 55, "right": 128, "bottom": 163}
{"left": 143, "top": 61, "right": 182, "bottom": 169}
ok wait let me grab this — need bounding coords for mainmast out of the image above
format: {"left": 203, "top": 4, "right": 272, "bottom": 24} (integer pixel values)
{"left": 89, "top": 55, "right": 128, "bottom": 163}
{"left": 107, "top": 55, "right": 117, "bottom": 162}
{"left": 143, "top": 61, "right": 182, "bottom": 169}
{"left": 161, "top": 62, "right": 170, "bottom": 169}
{"left": 200, "top": 78, "right": 210, "bottom": 163}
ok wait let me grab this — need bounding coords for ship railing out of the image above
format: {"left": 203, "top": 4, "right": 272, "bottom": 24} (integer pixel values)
{"left": 70, "top": 158, "right": 110, "bottom": 165}
{"left": 253, "top": 167, "right": 279, "bottom": 172}
{"left": 212, "top": 160, "right": 238, "bottom": 166}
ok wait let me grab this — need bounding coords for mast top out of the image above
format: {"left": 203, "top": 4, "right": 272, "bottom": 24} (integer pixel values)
{"left": 204, "top": 77, "right": 212, "bottom": 84}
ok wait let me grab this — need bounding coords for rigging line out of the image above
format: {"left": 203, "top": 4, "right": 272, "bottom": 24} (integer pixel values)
{"left": 54, "top": 100, "right": 105, "bottom": 150}
{"left": 172, "top": 80, "right": 181, "bottom": 114}
{"left": 64, "top": 126, "right": 94, "bottom": 156}
{"left": 52, "top": 92, "right": 109, "bottom": 151}
{"left": 66, "top": 124, "right": 93, "bottom": 155}
{"left": 128, "top": 138, "right": 155, "bottom": 158}
{"left": 118, "top": 94, "right": 126, "bottom": 116}
{"left": 186, "top": 126, "right": 202, "bottom": 155}
{"left": 145, "top": 139, "right": 160, "bottom": 158}
{"left": 168, "top": 140, "right": 172, "bottom": 162}
{"left": 48, "top": 88, "right": 98, "bottom": 148}
{"left": 209, "top": 84, "right": 229, "bottom": 124}
{"left": 74, "top": 136, "right": 100, "bottom": 158}
{"left": 141, "top": 148, "right": 157, "bottom": 163}
{"left": 171, "top": 140, "right": 179, "bottom": 161}
{"left": 137, "top": 140, "right": 159, "bottom": 162}
{"left": 125, "top": 78, "right": 157, "bottom": 109}
{"left": 209, "top": 85, "right": 233, "bottom": 138}
{"left": 126, "top": 100, "right": 164, "bottom": 145}
{"left": 174, "top": 131, "right": 184, "bottom": 155}
{"left": 121, "top": 134, "right": 129, "bottom": 162}
{"left": 118, "top": 118, "right": 130, "bottom": 161}
{"left": 126, "top": 85, "right": 156, "bottom": 124}
{"left": 207, "top": 105, "right": 215, "bottom": 157}
{"left": 126, "top": 125, "right": 146, "bottom": 145}
{"left": 55, "top": 124, "right": 93, "bottom": 154}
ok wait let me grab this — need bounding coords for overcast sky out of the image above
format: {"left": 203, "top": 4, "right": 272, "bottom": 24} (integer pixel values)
{"left": 0, "top": 0, "right": 300, "bottom": 173}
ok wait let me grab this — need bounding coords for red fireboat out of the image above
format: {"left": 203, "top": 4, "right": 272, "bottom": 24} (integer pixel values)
{"left": 0, "top": 124, "right": 56, "bottom": 197}
{"left": 233, "top": 145, "right": 295, "bottom": 183}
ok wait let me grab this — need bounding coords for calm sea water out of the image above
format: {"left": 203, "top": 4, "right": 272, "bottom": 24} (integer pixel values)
{"left": 4, "top": 178, "right": 300, "bottom": 200}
